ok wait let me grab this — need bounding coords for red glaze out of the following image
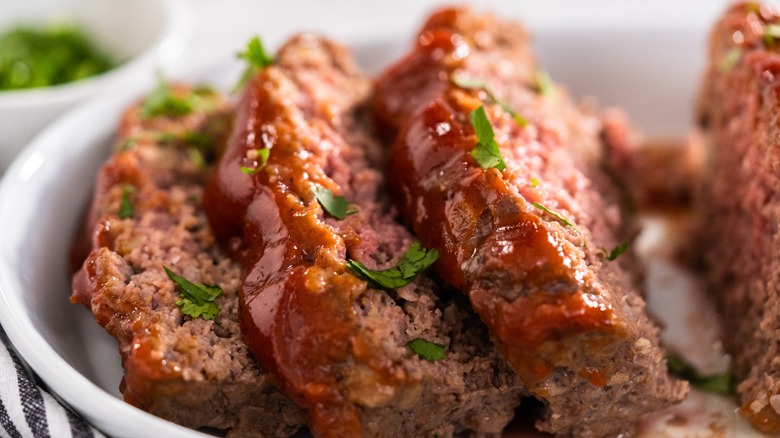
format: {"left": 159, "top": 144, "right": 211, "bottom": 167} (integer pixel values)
{"left": 374, "top": 8, "right": 621, "bottom": 388}
{"left": 204, "top": 55, "right": 410, "bottom": 436}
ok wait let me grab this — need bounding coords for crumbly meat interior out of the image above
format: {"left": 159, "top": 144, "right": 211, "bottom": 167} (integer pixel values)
{"left": 373, "top": 7, "right": 687, "bottom": 437}
{"left": 70, "top": 85, "right": 305, "bottom": 436}
{"left": 203, "top": 35, "right": 523, "bottom": 438}
{"left": 696, "top": 2, "right": 780, "bottom": 433}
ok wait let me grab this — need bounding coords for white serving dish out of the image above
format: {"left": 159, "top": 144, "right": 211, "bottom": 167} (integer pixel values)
{"left": 0, "top": 1, "right": 765, "bottom": 436}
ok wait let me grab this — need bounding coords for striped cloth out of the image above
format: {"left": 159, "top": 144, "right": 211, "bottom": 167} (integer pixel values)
{"left": 0, "top": 331, "right": 103, "bottom": 438}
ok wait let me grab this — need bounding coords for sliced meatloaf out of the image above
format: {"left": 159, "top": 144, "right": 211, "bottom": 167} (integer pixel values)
{"left": 373, "top": 7, "right": 688, "bottom": 437}
{"left": 70, "top": 84, "right": 305, "bottom": 436}
{"left": 203, "top": 35, "right": 523, "bottom": 437}
{"left": 696, "top": 1, "right": 780, "bottom": 433}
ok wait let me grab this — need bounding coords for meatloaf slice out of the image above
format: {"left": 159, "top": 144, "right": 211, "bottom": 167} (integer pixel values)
{"left": 696, "top": 2, "right": 780, "bottom": 433}
{"left": 373, "top": 7, "right": 688, "bottom": 437}
{"left": 70, "top": 84, "right": 305, "bottom": 436}
{"left": 203, "top": 35, "right": 523, "bottom": 438}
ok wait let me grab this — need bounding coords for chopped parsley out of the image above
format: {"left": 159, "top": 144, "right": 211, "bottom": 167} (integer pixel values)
{"left": 603, "top": 241, "right": 630, "bottom": 261}
{"left": 313, "top": 185, "right": 357, "bottom": 219}
{"left": 164, "top": 267, "right": 223, "bottom": 320}
{"left": 720, "top": 48, "right": 742, "bottom": 73}
{"left": 0, "top": 24, "right": 114, "bottom": 90}
{"left": 407, "top": 338, "right": 446, "bottom": 362}
{"left": 234, "top": 36, "right": 275, "bottom": 92}
{"left": 666, "top": 354, "right": 735, "bottom": 396}
{"left": 765, "top": 24, "right": 780, "bottom": 49}
{"left": 116, "top": 136, "right": 138, "bottom": 152}
{"left": 141, "top": 76, "right": 214, "bottom": 119}
{"left": 469, "top": 106, "right": 507, "bottom": 171}
{"left": 347, "top": 242, "right": 439, "bottom": 290}
{"left": 240, "top": 148, "right": 270, "bottom": 175}
{"left": 532, "top": 202, "right": 580, "bottom": 234}
{"left": 534, "top": 70, "right": 554, "bottom": 96}
{"left": 452, "top": 75, "right": 528, "bottom": 126}
{"left": 118, "top": 184, "right": 136, "bottom": 219}
{"left": 182, "top": 131, "right": 212, "bottom": 148}
{"left": 530, "top": 177, "right": 540, "bottom": 188}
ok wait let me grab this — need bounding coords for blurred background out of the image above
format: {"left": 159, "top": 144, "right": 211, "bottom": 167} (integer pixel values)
{"left": 0, "top": 0, "right": 747, "bottom": 169}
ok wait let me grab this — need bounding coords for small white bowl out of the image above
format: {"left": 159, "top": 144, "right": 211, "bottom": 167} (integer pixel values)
{"left": 0, "top": 0, "right": 192, "bottom": 170}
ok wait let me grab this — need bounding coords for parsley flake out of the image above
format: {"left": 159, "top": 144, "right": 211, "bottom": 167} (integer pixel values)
{"left": 240, "top": 148, "right": 270, "bottom": 175}
{"left": 141, "top": 76, "right": 214, "bottom": 119}
{"left": 766, "top": 24, "right": 780, "bottom": 49}
{"left": 347, "top": 242, "right": 439, "bottom": 290}
{"left": 603, "top": 241, "right": 630, "bottom": 261}
{"left": 118, "top": 184, "right": 135, "bottom": 219}
{"left": 407, "top": 338, "right": 446, "bottom": 362}
{"left": 720, "top": 48, "right": 742, "bottom": 73}
{"left": 534, "top": 70, "right": 554, "bottom": 96}
{"left": 452, "top": 75, "right": 528, "bottom": 126}
{"left": 530, "top": 177, "right": 540, "bottom": 188}
{"left": 532, "top": 202, "right": 580, "bottom": 234}
{"left": 313, "top": 185, "right": 357, "bottom": 220}
{"left": 470, "top": 106, "right": 507, "bottom": 171}
{"left": 666, "top": 354, "right": 735, "bottom": 396}
{"left": 234, "top": 36, "right": 275, "bottom": 92}
{"left": 164, "top": 267, "right": 223, "bottom": 320}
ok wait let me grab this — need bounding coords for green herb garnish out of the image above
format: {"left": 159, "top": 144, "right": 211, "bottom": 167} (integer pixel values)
{"left": 118, "top": 184, "right": 136, "bottom": 219}
{"left": 532, "top": 202, "right": 580, "bottom": 234}
{"left": 0, "top": 24, "right": 114, "bottom": 91}
{"left": 141, "top": 77, "right": 215, "bottom": 119}
{"left": 116, "top": 137, "right": 138, "bottom": 152}
{"left": 765, "top": 24, "right": 780, "bottom": 49}
{"left": 666, "top": 354, "right": 735, "bottom": 396}
{"left": 234, "top": 36, "right": 275, "bottom": 92}
{"left": 347, "top": 242, "right": 439, "bottom": 290}
{"left": 534, "top": 70, "right": 554, "bottom": 96}
{"left": 530, "top": 177, "right": 540, "bottom": 188}
{"left": 313, "top": 185, "right": 357, "bottom": 220}
{"left": 720, "top": 48, "right": 742, "bottom": 73}
{"left": 452, "top": 75, "right": 528, "bottom": 126}
{"left": 603, "top": 241, "right": 630, "bottom": 261}
{"left": 407, "top": 338, "right": 446, "bottom": 362}
{"left": 164, "top": 267, "right": 223, "bottom": 320}
{"left": 240, "top": 148, "right": 270, "bottom": 175}
{"left": 469, "top": 106, "right": 507, "bottom": 171}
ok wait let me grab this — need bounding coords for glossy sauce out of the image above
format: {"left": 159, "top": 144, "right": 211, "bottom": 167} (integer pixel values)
{"left": 374, "top": 8, "right": 621, "bottom": 388}
{"left": 204, "top": 55, "right": 409, "bottom": 436}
